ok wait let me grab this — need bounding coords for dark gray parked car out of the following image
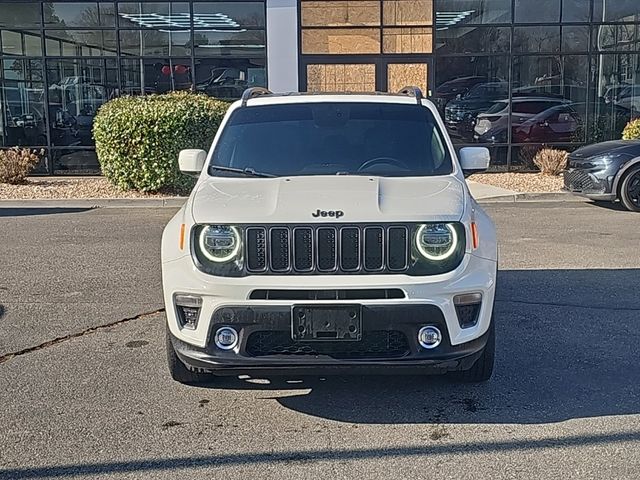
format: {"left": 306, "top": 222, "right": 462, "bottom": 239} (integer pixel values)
{"left": 564, "top": 140, "right": 640, "bottom": 211}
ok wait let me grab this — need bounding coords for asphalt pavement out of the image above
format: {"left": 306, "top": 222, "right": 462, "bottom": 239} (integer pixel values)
{"left": 1, "top": 201, "right": 639, "bottom": 479}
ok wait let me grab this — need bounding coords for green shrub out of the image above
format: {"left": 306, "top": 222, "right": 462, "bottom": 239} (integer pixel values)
{"left": 0, "top": 147, "right": 43, "bottom": 184}
{"left": 622, "top": 119, "right": 640, "bottom": 140}
{"left": 93, "top": 92, "right": 230, "bottom": 192}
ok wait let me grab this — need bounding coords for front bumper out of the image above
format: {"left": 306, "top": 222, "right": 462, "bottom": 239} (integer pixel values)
{"left": 169, "top": 304, "right": 492, "bottom": 375}
{"left": 162, "top": 252, "right": 497, "bottom": 372}
{"left": 564, "top": 167, "right": 615, "bottom": 200}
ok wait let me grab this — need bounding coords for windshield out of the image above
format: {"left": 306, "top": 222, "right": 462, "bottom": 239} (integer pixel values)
{"left": 210, "top": 102, "right": 453, "bottom": 177}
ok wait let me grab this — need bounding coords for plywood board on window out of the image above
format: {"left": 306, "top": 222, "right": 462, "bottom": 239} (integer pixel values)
{"left": 301, "top": 1, "right": 380, "bottom": 27}
{"left": 387, "top": 63, "right": 428, "bottom": 94}
{"left": 302, "top": 28, "right": 381, "bottom": 54}
{"left": 307, "top": 63, "right": 376, "bottom": 92}
{"left": 382, "top": 27, "right": 432, "bottom": 53}
{"left": 383, "top": 0, "right": 433, "bottom": 26}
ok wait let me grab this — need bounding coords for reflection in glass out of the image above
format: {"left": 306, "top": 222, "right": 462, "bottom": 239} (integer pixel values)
{"left": 195, "top": 58, "right": 266, "bottom": 98}
{"left": 1, "top": 59, "right": 46, "bottom": 147}
{"left": 436, "top": 26, "right": 510, "bottom": 54}
{"left": 513, "top": 26, "right": 560, "bottom": 53}
{"left": 119, "top": 30, "right": 191, "bottom": 56}
{"left": 117, "top": 2, "right": 190, "bottom": 27}
{"left": 0, "top": 2, "right": 42, "bottom": 28}
{"left": 514, "top": 0, "right": 560, "bottom": 23}
{"left": 45, "top": 58, "right": 117, "bottom": 147}
{"left": 193, "top": 2, "right": 266, "bottom": 28}
{"left": 435, "top": 56, "right": 510, "bottom": 143}
{"left": 191, "top": 30, "right": 266, "bottom": 58}
{"left": 562, "top": 26, "right": 590, "bottom": 53}
{"left": 562, "top": 0, "right": 590, "bottom": 22}
{"left": 593, "top": 1, "right": 640, "bottom": 23}
{"left": 2, "top": 30, "right": 44, "bottom": 56}
{"left": 120, "top": 58, "right": 193, "bottom": 95}
{"left": 44, "top": 2, "right": 115, "bottom": 28}
{"left": 52, "top": 148, "right": 100, "bottom": 174}
{"left": 435, "top": 0, "right": 511, "bottom": 26}
{"left": 593, "top": 24, "right": 639, "bottom": 52}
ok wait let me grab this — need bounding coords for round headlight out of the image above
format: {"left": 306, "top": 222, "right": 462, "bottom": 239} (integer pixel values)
{"left": 416, "top": 223, "right": 458, "bottom": 261}
{"left": 199, "top": 225, "right": 241, "bottom": 263}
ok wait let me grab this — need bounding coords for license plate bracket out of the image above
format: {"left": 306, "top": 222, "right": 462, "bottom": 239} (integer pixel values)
{"left": 292, "top": 305, "right": 362, "bottom": 341}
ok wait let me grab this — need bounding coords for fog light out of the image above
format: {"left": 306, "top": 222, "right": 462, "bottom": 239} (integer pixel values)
{"left": 175, "top": 294, "right": 202, "bottom": 330}
{"left": 418, "top": 326, "right": 442, "bottom": 349}
{"left": 214, "top": 327, "right": 239, "bottom": 350}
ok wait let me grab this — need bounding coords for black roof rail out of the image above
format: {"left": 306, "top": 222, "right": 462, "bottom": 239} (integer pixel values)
{"left": 397, "top": 86, "right": 424, "bottom": 105}
{"left": 241, "top": 87, "right": 273, "bottom": 107}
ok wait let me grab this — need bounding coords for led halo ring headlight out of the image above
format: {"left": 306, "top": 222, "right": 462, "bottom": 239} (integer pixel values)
{"left": 416, "top": 223, "right": 458, "bottom": 261}
{"left": 198, "top": 225, "right": 241, "bottom": 263}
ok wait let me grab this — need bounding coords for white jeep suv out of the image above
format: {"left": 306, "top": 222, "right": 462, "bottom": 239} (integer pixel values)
{"left": 162, "top": 87, "right": 498, "bottom": 384}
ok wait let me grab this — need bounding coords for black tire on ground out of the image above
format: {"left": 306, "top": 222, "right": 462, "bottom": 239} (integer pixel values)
{"left": 620, "top": 166, "right": 640, "bottom": 212}
{"left": 454, "top": 319, "right": 495, "bottom": 383}
{"left": 166, "top": 325, "right": 211, "bottom": 385}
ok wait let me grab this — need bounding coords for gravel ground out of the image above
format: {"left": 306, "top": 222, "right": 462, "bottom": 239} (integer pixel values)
{"left": 0, "top": 178, "right": 184, "bottom": 199}
{"left": 1, "top": 174, "right": 563, "bottom": 199}
{"left": 469, "top": 173, "right": 563, "bottom": 193}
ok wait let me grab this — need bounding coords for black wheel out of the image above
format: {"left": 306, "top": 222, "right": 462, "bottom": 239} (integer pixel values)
{"left": 454, "top": 319, "right": 495, "bottom": 383}
{"left": 620, "top": 166, "right": 640, "bottom": 212}
{"left": 166, "top": 325, "right": 211, "bottom": 385}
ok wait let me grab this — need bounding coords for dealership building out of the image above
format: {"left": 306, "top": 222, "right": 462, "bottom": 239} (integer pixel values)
{"left": 1, "top": 0, "right": 639, "bottom": 173}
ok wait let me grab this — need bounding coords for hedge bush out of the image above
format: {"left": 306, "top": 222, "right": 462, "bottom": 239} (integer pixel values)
{"left": 533, "top": 148, "right": 568, "bottom": 176}
{"left": 622, "top": 118, "right": 640, "bottom": 140}
{"left": 93, "top": 92, "right": 229, "bottom": 192}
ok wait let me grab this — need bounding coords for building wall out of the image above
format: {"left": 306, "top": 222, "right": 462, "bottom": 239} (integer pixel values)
{"left": 0, "top": 0, "right": 639, "bottom": 173}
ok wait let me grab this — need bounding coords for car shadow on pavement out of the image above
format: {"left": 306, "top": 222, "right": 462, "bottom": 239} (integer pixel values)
{"left": 0, "top": 207, "right": 93, "bottom": 217}
{"left": 197, "top": 268, "right": 640, "bottom": 425}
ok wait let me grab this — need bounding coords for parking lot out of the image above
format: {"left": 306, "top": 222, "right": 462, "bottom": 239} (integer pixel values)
{"left": 1, "top": 201, "right": 639, "bottom": 479}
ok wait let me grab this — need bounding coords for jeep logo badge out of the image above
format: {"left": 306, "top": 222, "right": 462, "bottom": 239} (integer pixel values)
{"left": 312, "top": 209, "right": 344, "bottom": 219}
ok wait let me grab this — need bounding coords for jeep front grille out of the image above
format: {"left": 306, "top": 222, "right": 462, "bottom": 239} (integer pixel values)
{"left": 245, "top": 225, "right": 410, "bottom": 274}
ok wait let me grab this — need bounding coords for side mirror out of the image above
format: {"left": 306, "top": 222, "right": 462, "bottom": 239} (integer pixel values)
{"left": 459, "top": 147, "right": 490, "bottom": 177}
{"left": 178, "top": 149, "right": 207, "bottom": 177}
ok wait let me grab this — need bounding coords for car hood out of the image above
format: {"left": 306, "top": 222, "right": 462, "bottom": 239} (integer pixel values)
{"left": 191, "top": 175, "right": 466, "bottom": 224}
{"left": 570, "top": 140, "right": 640, "bottom": 159}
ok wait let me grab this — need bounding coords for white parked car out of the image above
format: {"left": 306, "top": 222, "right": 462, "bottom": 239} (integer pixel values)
{"left": 162, "top": 87, "right": 498, "bottom": 384}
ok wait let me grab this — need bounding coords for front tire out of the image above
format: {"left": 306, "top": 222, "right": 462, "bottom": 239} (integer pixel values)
{"left": 620, "top": 166, "right": 640, "bottom": 212}
{"left": 454, "top": 319, "right": 495, "bottom": 383}
{"left": 166, "top": 325, "right": 211, "bottom": 385}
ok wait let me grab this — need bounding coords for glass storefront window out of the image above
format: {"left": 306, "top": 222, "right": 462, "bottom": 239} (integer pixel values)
{"left": 194, "top": 58, "right": 266, "bottom": 98}
{"left": 513, "top": 26, "right": 561, "bottom": 53}
{"left": 117, "top": 2, "right": 190, "bottom": 28}
{"left": 193, "top": 2, "right": 266, "bottom": 28}
{"left": 119, "top": 30, "right": 191, "bottom": 56}
{"left": 436, "top": 26, "right": 510, "bottom": 54}
{"left": 435, "top": 0, "right": 511, "bottom": 26}
{"left": 562, "top": 26, "right": 590, "bottom": 53}
{"left": 44, "top": 3, "right": 115, "bottom": 28}
{"left": 593, "top": 1, "right": 640, "bottom": 23}
{"left": 2, "top": 30, "right": 43, "bottom": 56}
{"left": 120, "top": 57, "right": 193, "bottom": 95}
{"left": 0, "top": 3, "right": 42, "bottom": 29}
{"left": 192, "top": 30, "right": 266, "bottom": 58}
{"left": 45, "top": 31, "right": 114, "bottom": 57}
{"left": 514, "top": 0, "right": 560, "bottom": 24}
{"left": 45, "top": 58, "right": 117, "bottom": 147}
{"left": 593, "top": 24, "right": 640, "bottom": 52}
{"left": 562, "top": 0, "right": 590, "bottom": 23}
{"left": 1, "top": 58, "right": 46, "bottom": 147}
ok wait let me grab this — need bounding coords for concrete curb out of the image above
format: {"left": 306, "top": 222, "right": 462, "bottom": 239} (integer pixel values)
{"left": 477, "top": 192, "right": 585, "bottom": 203}
{"left": 0, "top": 192, "right": 582, "bottom": 208}
{"left": 0, "top": 197, "right": 187, "bottom": 208}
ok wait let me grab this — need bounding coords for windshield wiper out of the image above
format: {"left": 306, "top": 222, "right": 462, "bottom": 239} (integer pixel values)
{"left": 209, "top": 166, "right": 275, "bottom": 178}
